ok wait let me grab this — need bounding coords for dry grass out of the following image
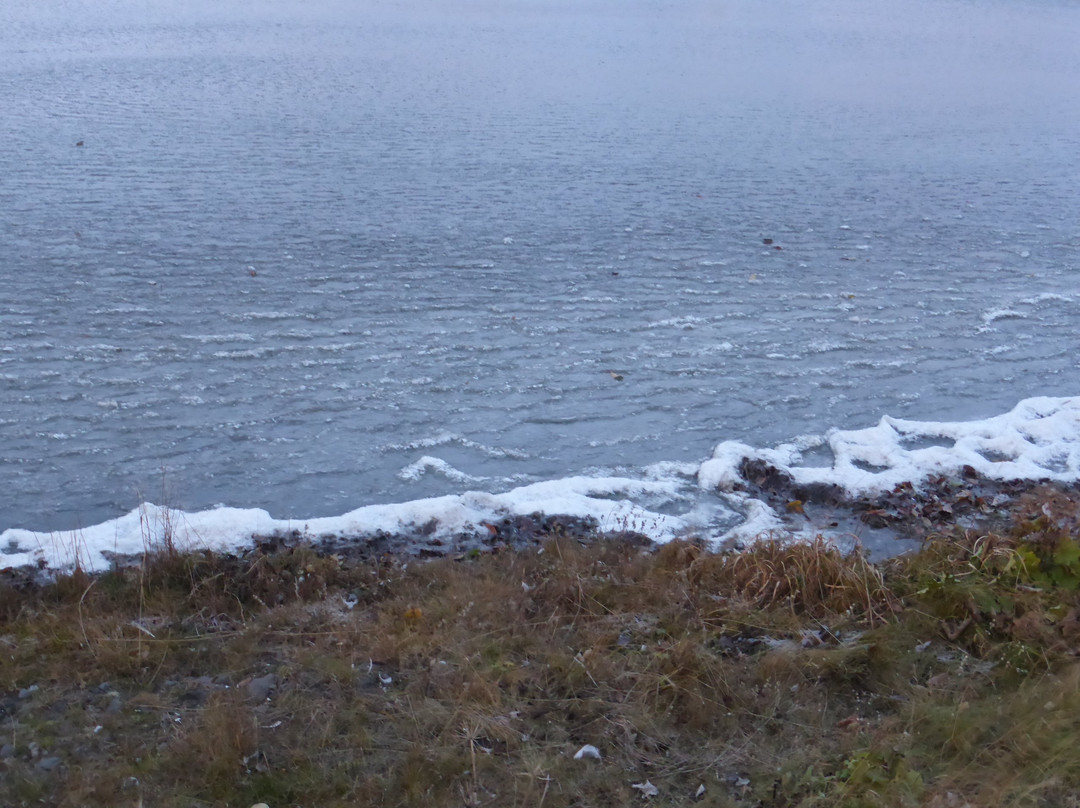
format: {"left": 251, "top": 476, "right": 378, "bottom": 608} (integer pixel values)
{"left": 4, "top": 488, "right": 1080, "bottom": 806}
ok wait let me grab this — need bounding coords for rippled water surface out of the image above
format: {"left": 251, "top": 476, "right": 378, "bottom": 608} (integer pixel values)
{"left": 3, "top": 0, "right": 1079, "bottom": 532}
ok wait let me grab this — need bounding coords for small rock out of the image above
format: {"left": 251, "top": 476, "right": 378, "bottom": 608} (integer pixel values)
{"left": 18, "top": 685, "right": 39, "bottom": 699}
{"left": 573, "top": 744, "right": 602, "bottom": 760}
{"left": 0, "top": 743, "right": 15, "bottom": 758}
{"left": 179, "top": 687, "right": 208, "bottom": 708}
{"left": 37, "top": 756, "right": 62, "bottom": 772}
{"left": 246, "top": 674, "right": 278, "bottom": 702}
{"left": 799, "top": 629, "right": 823, "bottom": 647}
{"left": 249, "top": 803, "right": 271, "bottom": 808}
{"left": 106, "top": 696, "right": 124, "bottom": 714}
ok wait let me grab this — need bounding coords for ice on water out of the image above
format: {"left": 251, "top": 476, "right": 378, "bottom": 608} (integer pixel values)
{"left": 700, "top": 396, "right": 1080, "bottom": 495}
{"left": 1, "top": 476, "right": 688, "bottom": 572}
{"left": 5, "top": 396, "right": 1077, "bottom": 572}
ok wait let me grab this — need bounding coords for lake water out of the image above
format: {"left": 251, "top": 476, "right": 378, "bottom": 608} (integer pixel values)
{"left": 2, "top": 0, "right": 1079, "bottom": 535}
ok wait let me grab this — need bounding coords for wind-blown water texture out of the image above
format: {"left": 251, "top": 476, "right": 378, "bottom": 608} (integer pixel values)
{"left": 2, "top": 0, "right": 1079, "bottom": 536}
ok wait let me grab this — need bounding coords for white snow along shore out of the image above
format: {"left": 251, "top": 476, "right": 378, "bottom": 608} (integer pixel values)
{"left": 2, "top": 396, "right": 1077, "bottom": 573}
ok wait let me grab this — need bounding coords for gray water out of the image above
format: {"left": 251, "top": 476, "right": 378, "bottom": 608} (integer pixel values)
{"left": 3, "top": 0, "right": 1079, "bottom": 533}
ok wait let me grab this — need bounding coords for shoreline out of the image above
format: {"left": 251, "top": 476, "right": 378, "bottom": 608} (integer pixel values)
{"left": 4, "top": 482, "right": 1080, "bottom": 805}
{"left": 4, "top": 470, "right": 1077, "bottom": 588}
{"left": 5, "top": 395, "right": 1078, "bottom": 573}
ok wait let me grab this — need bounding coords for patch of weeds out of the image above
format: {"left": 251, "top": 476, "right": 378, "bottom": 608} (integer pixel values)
{"left": 679, "top": 536, "right": 899, "bottom": 622}
{"left": 835, "top": 746, "right": 924, "bottom": 807}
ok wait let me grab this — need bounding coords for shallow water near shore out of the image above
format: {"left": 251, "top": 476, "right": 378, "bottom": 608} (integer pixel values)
{"left": 2, "top": 0, "right": 1079, "bottom": 542}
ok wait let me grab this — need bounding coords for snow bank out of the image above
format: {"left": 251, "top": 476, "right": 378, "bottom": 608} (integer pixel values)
{"left": 700, "top": 396, "right": 1080, "bottom": 546}
{"left": 1, "top": 477, "right": 688, "bottom": 573}
{"left": 3, "top": 396, "right": 1078, "bottom": 572}
{"left": 700, "top": 396, "right": 1080, "bottom": 496}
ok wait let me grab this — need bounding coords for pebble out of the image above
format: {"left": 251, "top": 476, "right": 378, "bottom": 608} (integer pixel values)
{"left": 179, "top": 687, "right": 209, "bottom": 708}
{"left": 246, "top": 674, "right": 278, "bottom": 702}
{"left": 37, "top": 756, "right": 63, "bottom": 772}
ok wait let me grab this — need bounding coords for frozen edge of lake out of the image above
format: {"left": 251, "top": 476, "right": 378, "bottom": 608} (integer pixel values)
{"left": 3, "top": 395, "right": 1077, "bottom": 573}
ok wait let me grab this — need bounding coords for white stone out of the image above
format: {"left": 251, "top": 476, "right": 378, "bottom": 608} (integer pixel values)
{"left": 573, "top": 744, "right": 601, "bottom": 760}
